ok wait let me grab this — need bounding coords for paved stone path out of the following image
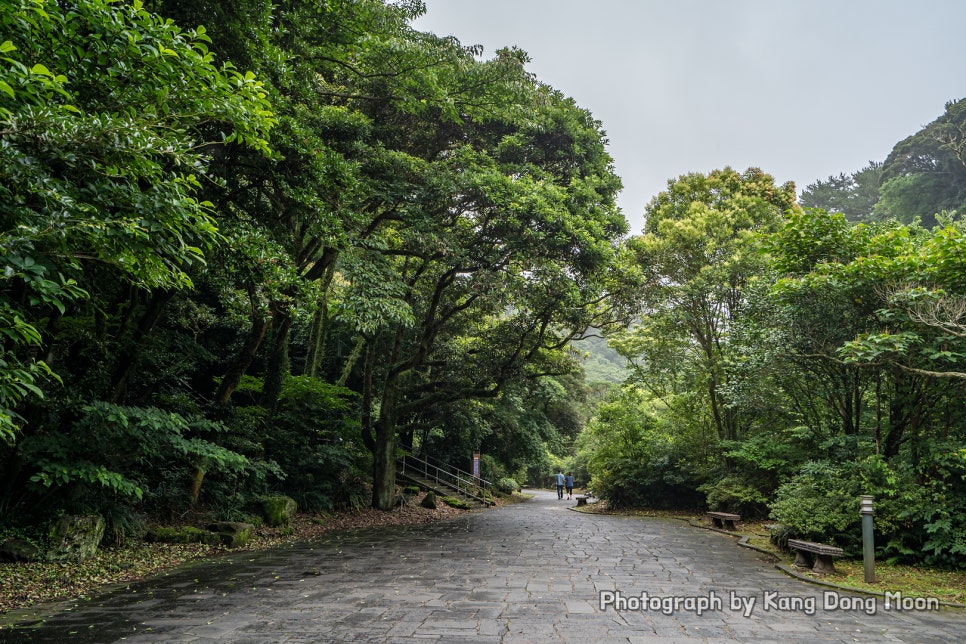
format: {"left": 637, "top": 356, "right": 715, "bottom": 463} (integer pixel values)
{"left": 2, "top": 489, "right": 966, "bottom": 642}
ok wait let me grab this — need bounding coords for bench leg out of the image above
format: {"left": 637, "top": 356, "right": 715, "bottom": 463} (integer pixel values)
{"left": 792, "top": 551, "right": 813, "bottom": 569}
{"left": 723, "top": 519, "right": 736, "bottom": 530}
{"left": 812, "top": 555, "right": 837, "bottom": 575}
{"left": 576, "top": 498, "right": 587, "bottom": 506}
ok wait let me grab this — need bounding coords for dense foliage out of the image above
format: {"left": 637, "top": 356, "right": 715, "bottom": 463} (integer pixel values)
{"left": 0, "top": 0, "right": 636, "bottom": 553}
{"left": 3, "top": 0, "right": 964, "bottom": 572}
{"left": 800, "top": 98, "right": 966, "bottom": 227}
{"left": 582, "top": 157, "right": 966, "bottom": 567}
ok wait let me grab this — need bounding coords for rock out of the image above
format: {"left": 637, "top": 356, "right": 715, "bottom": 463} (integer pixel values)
{"left": 0, "top": 537, "right": 41, "bottom": 562}
{"left": 421, "top": 491, "right": 437, "bottom": 509}
{"left": 46, "top": 514, "right": 105, "bottom": 563}
{"left": 206, "top": 521, "right": 253, "bottom": 548}
{"left": 441, "top": 496, "right": 471, "bottom": 510}
{"left": 261, "top": 496, "right": 297, "bottom": 527}
{"left": 145, "top": 526, "right": 219, "bottom": 545}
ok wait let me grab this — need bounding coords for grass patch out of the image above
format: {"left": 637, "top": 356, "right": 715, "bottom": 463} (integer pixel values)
{"left": 826, "top": 559, "right": 966, "bottom": 603}
{"left": 736, "top": 520, "right": 966, "bottom": 603}
{"left": 499, "top": 491, "right": 534, "bottom": 504}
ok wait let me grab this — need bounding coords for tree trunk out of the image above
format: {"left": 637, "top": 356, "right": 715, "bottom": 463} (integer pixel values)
{"left": 213, "top": 309, "right": 270, "bottom": 405}
{"left": 372, "top": 414, "right": 397, "bottom": 511}
{"left": 189, "top": 467, "right": 205, "bottom": 505}
{"left": 40, "top": 308, "right": 62, "bottom": 366}
{"left": 259, "top": 310, "right": 292, "bottom": 411}
{"left": 359, "top": 341, "right": 376, "bottom": 453}
{"left": 303, "top": 299, "right": 327, "bottom": 377}
{"left": 884, "top": 372, "right": 915, "bottom": 458}
{"left": 372, "top": 344, "right": 399, "bottom": 510}
{"left": 708, "top": 375, "right": 727, "bottom": 441}
{"left": 303, "top": 259, "right": 337, "bottom": 378}
{"left": 107, "top": 289, "right": 174, "bottom": 403}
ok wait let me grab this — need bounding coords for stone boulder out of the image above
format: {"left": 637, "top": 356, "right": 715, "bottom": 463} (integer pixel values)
{"left": 0, "top": 537, "right": 41, "bottom": 562}
{"left": 46, "top": 514, "right": 105, "bottom": 563}
{"left": 261, "top": 496, "right": 297, "bottom": 527}
{"left": 145, "top": 525, "right": 219, "bottom": 545}
{"left": 206, "top": 521, "right": 253, "bottom": 548}
{"left": 420, "top": 491, "right": 437, "bottom": 509}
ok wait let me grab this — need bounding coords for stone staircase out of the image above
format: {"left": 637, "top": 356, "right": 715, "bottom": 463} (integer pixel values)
{"left": 396, "top": 452, "right": 492, "bottom": 507}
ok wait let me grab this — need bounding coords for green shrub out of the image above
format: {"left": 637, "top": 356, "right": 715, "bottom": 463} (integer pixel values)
{"left": 480, "top": 454, "right": 506, "bottom": 482}
{"left": 495, "top": 477, "right": 519, "bottom": 494}
{"left": 16, "top": 402, "right": 255, "bottom": 522}
{"left": 768, "top": 523, "right": 793, "bottom": 553}
{"left": 879, "top": 447, "right": 966, "bottom": 568}
{"left": 769, "top": 453, "right": 966, "bottom": 567}
{"left": 262, "top": 376, "right": 369, "bottom": 512}
{"left": 698, "top": 476, "right": 769, "bottom": 517}
{"left": 768, "top": 462, "right": 856, "bottom": 543}
{"left": 577, "top": 387, "right": 704, "bottom": 510}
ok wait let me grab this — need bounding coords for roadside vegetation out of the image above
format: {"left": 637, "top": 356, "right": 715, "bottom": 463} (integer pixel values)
{"left": 579, "top": 505, "right": 966, "bottom": 606}
{"left": 2, "top": 0, "right": 966, "bottom": 607}
{"left": 0, "top": 490, "right": 545, "bottom": 618}
{"left": 1, "top": 0, "right": 629, "bottom": 569}
{"left": 577, "top": 134, "right": 966, "bottom": 572}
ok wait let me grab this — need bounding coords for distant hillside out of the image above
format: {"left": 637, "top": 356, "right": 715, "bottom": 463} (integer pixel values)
{"left": 572, "top": 334, "right": 630, "bottom": 384}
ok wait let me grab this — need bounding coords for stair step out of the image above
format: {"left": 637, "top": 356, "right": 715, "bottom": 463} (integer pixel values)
{"left": 397, "top": 472, "right": 489, "bottom": 507}
{"left": 395, "top": 454, "right": 492, "bottom": 507}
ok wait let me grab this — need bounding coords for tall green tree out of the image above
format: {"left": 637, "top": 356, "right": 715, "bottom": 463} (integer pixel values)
{"left": 141, "top": 0, "right": 637, "bottom": 510}
{"left": 0, "top": 0, "right": 278, "bottom": 530}
{"left": 765, "top": 211, "right": 966, "bottom": 563}
{"left": 876, "top": 99, "right": 966, "bottom": 227}
{"left": 353, "top": 81, "right": 636, "bottom": 508}
{"left": 0, "top": 0, "right": 273, "bottom": 442}
{"left": 799, "top": 161, "right": 882, "bottom": 222}
{"left": 764, "top": 208, "right": 893, "bottom": 439}
{"left": 621, "top": 167, "right": 798, "bottom": 443}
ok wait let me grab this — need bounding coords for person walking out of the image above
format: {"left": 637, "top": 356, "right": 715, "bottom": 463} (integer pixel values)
{"left": 555, "top": 471, "right": 565, "bottom": 499}
{"left": 565, "top": 472, "right": 575, "bottom": 500}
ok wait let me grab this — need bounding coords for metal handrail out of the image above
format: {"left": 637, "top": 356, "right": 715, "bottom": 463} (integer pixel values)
{"left": 406, "top": 451, "right": 491, "bottom": 490}
{"left": 397, "top": 452, "right": 491, "bottom": 504}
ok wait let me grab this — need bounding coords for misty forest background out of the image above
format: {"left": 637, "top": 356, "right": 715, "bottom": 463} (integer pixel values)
{"left": 3, "top": 0, "right": 966, "bottom": 568}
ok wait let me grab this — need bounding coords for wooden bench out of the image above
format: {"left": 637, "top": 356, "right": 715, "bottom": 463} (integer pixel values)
{"left": 787, "top": 538, "right": 844, "bottom": 575}
{"left": 706, "top": 511, "right": 740, "bottom": 530}
{"left": 575, "top": 495, "right": 590, "bottom": 506}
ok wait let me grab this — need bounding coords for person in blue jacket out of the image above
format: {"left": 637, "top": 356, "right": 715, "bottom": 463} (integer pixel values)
{"left": 565, "top": 472, "right": 575, "bottom": 500}
{"left": 555, "top": 471, "right": 565, "bottom": 499}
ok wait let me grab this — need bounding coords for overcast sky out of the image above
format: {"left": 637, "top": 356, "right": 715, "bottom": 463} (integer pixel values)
{"left": 411, "top": 1, "right": 966, "bottom": 233}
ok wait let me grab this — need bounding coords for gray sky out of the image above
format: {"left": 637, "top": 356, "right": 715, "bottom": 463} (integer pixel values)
{"left": 411, "top": 1, "right": 966, "bottom": 233}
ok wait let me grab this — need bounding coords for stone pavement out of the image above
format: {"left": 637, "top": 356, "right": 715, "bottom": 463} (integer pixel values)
{"left": 2, "top": 489, "right": 966, "bottom": 643}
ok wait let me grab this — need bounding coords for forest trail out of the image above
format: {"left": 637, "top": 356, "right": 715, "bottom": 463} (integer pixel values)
{"left": 2, "top": 490, "right": 964, "bottom": 642}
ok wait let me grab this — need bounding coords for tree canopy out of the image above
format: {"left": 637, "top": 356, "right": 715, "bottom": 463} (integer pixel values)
{"left": 800, "top": 98, "right": 966, "bottom": 228}
{"left": 588, "top": 168, "right": 966, "bottom": 567}
{"left": 0, "top": 0, "right": 636, "bottom": 525}
{"left": 3, "top": 0, "right": 966, "bottom": 571}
